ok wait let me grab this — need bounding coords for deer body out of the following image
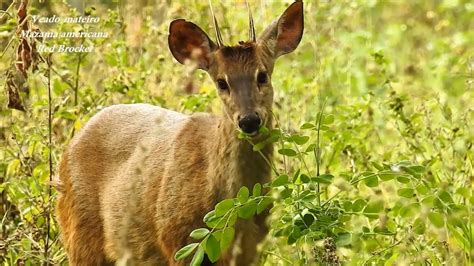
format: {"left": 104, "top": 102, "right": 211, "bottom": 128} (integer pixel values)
{"left": 57, "top": 1, "right": 303, "bottom": 265}
{"left": 58, "top": 104, "right": 271, "bottom": 264}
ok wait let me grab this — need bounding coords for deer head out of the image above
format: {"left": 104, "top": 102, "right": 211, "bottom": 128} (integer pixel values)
{"left": 168, "top": 1, "right": 304, "bottom": 135}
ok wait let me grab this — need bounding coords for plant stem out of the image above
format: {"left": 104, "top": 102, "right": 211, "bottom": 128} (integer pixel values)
{"left": 0, "top": 1, "right": 15, "bottom": 20}
{"left": 44, "top": 54, "right": 53, "bottom": 266}
{"left": 74, "top": 53, "right": 83, "bottom": 106}
{"left": 264, "top": 251, "right": 294, "bottom": 265}
{"left": 363, "top": 239, "right": 403, "bottom": 264}
{"left": 315, "top": 97, "right": 327, "bottom": 206}
{"left": 247, "top": 139, "right": 280, "bottom": 176}
{"left": 271, "top": 111, "right": 287, "bottom": 173}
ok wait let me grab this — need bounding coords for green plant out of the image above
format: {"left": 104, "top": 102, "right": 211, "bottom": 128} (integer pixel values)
{"left": 1, "top": 1, "right": 472, "bottom": 265}
{"left": 175, "top": 98, "right": 473, "bottom": 265}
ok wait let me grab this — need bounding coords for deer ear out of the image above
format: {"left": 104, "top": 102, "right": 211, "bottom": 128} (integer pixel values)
{"left": 258, "top": 0, "right": 304, "bottom": 58}
{"left": 168, "top": 19, "right": 217, "bottom": 70}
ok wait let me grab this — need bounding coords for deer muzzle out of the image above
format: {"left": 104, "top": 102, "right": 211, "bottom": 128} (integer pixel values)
{"left": 238, "top": 112, "right": 261, "bottom": 134}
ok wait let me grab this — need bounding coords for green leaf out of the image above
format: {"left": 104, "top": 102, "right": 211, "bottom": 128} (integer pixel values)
{"left": 378, "top": 170, "right": 397, "bottom": 181}
{"left": 205, "top": 234, "right": 220, "bottom": 263}
{"left": 301, "top": 192, "right": 316, "bottom": 202}
{"left": 258, "top": 126, "right": 269, "bottom": 135}
{"left": 300, "top": 122, "right": 315, "bottom": 129}
{"left": 53, "top": 78, "right": 68, "bottom": 94}
{"left": 396, "top": 176, "right": 411, "bottom": 184}
{"left": 281, "top": 188, "right": 292, "bottom": 199}
{"left": 237, "top": 186, "right": 249, "bottom": 204}
{"left": 303, "top": 213, "right": 315, "bottom": 226}
{"left": 300, "top": 174, "right": 310, "bottom": 183}
{"left": 322, "top": 114, "right": 335, "bottom": 124}
{"left": 227, "top": 211, "right": 238, "bottom": 227}
{"left": 363, "top": 200, "right": 384, "bottom": 219}
{"left": 374, "top": 226, "right": 395, "bottom": 235}
{"left": 448, "top": 223, "right": 470, "bottom": 254}
{"left": 220, "top": 227, "right": 235, "bottom": 251}
{"left": 190, "top": 246, "right": 205, "bottom": 266}
{"left": 204, "top": 210, "right": 230, "bottom": 229}
{"left": 438, "top": 191, "right": 454, "bottom": 204}
{"left": 352, "top": 199, "right": 367, "bottom": 212}
{"left": 433, "top": 197, "right": 445, "bottom": 210}
{"left": 456, "top": 187, "right": 470, "bottom": 199}
{"left": 336, "top": 233, "right": 352, "bottom": 247}
{"left": 371, "top": 161, "right": 384, "bottom": 171}
{"left": 272, "top": 175, "right": 289, "bottom": 187}
{"left": 252, "top": 183, "right": 262, "bottom": 197}
{"left": 312, "top": 174, "right": 333, "bottom": 184}
{"left": 364, "top": 175, "right": 379, "bottom": 187}
{"left": 290, "top": 134, "right": 310, "bottom": 145}
{"left": 238, "top": 200, "right": 257, "bottom": 219}
{"left": 190, "top": 228, "right": 210, "bottom": 240}
{"left": 292, "top": 169, "right": 301, "bottom": 183}
{"left": 400, "top": 166, "right": 420, "bottom": 178}
{"left": 55, "top": 110, "right": 77, "bottom": 121}
{"left": 416, "top": 184, "right": 430, "bottom": 195}
{"left": 270, "top": 129, "right": 282, "bottom": 139}
{"left": 413, "top": 218, "right": 426, "bottom": 234}
{"left": 203, "top": 210, "right": 216, "bottom": 223}
{"left": 278, "top": 148, "right": 297, "bottom": 156}
{"left": 238, "top": 132, "right": 249, "bottom": 140}
{"left": 287, "top": 226, "right": 301, "bottom": 245}
{"left": 342, "top": 201, "right": 353, "bottom": 211}
{"left": 175, "top": 243, "right": 198, "bottom": 260}
{"left": 407, "top": 165, "right": 426, "bottom": 173}
{"left": 305, "top": 143, "right": 316, "bottom": 152}
{"left": 428, "top": 212, "right": 444, "bottom": 228}
{"left": 215, "top": 199, "right": 235, "bottom": 217}
{"left": 252, "top": 141, "right": 267, "bottom": 151}
{"left": 399, "top": 202, "right": 420, "bottom": 218}
{"left": 257, "top": 197, "right": 273, "bottom": 214}
{"left": 397, "top": 188, "right": 415, "bottom": 198}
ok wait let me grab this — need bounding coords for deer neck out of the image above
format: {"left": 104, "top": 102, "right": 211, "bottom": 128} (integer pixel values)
{"left": 209, "top": 114, "right": 273, "bottom": 200}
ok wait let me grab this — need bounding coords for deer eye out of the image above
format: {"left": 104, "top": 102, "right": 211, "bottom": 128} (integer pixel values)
{"left": 257, "top": 71, "right": 268, "bottom": 85}
{"left": 216, "top": 79, "right": 229, "bottom": 91}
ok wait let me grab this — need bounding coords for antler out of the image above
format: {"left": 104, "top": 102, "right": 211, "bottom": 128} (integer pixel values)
{"left": 208, "top": 0, "right": 224, "bottom": 47}
{"left": 246, "top": 0, "right": 256, "bottom": 42}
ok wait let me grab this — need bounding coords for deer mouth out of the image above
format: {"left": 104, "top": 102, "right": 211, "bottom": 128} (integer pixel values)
{"left": 239, "top": 120, "right": 267, "bottom": 139}
{"left": 247, "top": 130, "right": 260, "bottom": 137}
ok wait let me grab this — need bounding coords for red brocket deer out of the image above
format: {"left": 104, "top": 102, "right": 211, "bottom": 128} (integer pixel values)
{"left": 56, "top": 1, "right": 303, "bottom": 265}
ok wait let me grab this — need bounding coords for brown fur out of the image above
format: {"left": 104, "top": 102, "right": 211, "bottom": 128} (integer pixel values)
{"left": 57, "top": 107, "right": 271, "bottom": 265}
{"left": 56, "top": 1, "right": 303, "bottom": 265}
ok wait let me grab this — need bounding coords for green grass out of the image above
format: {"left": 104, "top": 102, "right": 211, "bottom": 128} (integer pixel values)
{"left": 0, "top": 0, "right": 472, "bottom": 265}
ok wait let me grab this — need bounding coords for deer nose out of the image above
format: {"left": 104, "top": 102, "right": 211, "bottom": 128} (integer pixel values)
{"left": 238, "top": 113, "right": 261, "bottom": 134}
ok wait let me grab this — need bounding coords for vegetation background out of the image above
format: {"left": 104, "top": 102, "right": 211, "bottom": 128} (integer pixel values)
{"left": 0, "top": 0, "right": 472, "bottom": 265}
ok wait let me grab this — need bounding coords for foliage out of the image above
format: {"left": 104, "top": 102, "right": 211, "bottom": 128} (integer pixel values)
{"left": 1, "top": 0, "right": 473, "bottom": 265}
{"left": 176, "top": 97, "right": 473, "bottom": 265}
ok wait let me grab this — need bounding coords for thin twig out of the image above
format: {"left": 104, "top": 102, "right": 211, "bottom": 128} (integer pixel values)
{"left": 73, "top": 53, "right": 83, "bottom": 106}
{"left": 314, "top": 97, "right": 327, "bottom": 206}
{"left": 0, "top": 37, "right": 16, "bottom": 59}
{"left": 247, "top": 139, "right": 280, "bottom": 176}
{"left": 271, "top": 110, "right": 286, "bottom": 173}
{"left": 264, "top": 251, "right": 294, "bottom": 265}
{"left": 0, "top": 10, "right": 13, "bottom": 19}
{"left": 70, "top": 52, "right": 83, "bottom": 137}
{"left": 363, "top": 239, "right": 403, "bottom": 264}
{"left": 294, "top": 145, "right": 310, "bottom": 175}
{"left": 44, "top": 54, "right": 53, "bottom": 266}
{"left": 50, "top": 66, "right": 75, "bottom": 89}
{"left": 322, "top": 172, "right": 412, "bottom": 207}
{"left": 0, "top": 1, "right": 15, "bottom": 20}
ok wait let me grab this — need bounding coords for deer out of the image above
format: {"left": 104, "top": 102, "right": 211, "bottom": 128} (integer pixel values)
{"left": 56, "top": 1, "right": 304, "bottom": 265}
